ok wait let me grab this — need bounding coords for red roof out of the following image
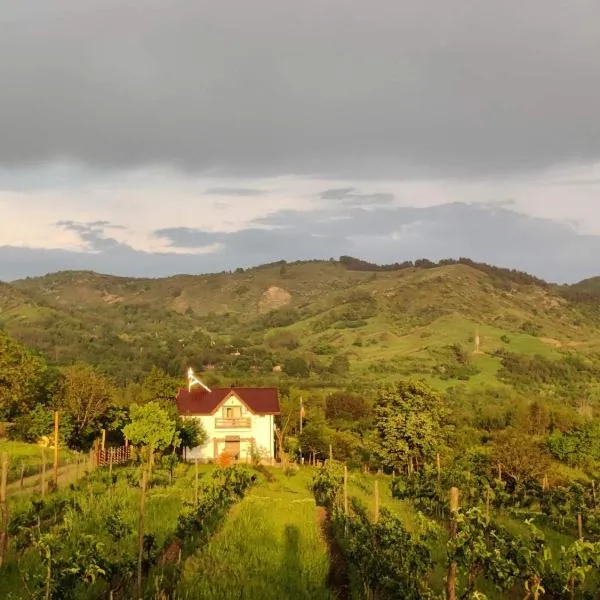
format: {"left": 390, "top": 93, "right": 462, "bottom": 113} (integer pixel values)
{"left": 176, "top": 387, "right": 281, "bottom": 416}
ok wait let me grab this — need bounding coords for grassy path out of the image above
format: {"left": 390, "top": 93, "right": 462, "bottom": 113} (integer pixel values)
{"left": 177, "top": 468, "right": 333, "bottom": 600}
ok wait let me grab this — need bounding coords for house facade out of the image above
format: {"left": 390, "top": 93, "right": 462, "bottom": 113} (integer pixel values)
{"left": 176, "top": 385, "right": 280, "bottom": 461}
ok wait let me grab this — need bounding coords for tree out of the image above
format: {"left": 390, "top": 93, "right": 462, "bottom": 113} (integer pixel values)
{"left": 11, "top": 404, "right": 74, "bottom": 444}
{"left": 284, "top": 357, "right": 309, "bottom": 377}
{"left": 370, "top": 379, "right": 448, "bottom": 472}
{"left": 329, "top": 355, "right": 350, "bottom": 376}
{"left": 177, "top": 418, "right": 208, "bottom": 459}
{"left": 140, "top": 366, "right": 180, "bottom": 415}
{"left": 0, "top": 332, "right": 47, "bottom": 419}
{"left": 123, "top": 402, "right": 176, "bottom": 467}
{"left": 491, "top": 429, "right": 551, "bottom": 483}
{"left": 325, "top": 391, "right": 372, "bottom": 428}
{"left": 53, "top": 363, "right": 116, "bottom": 448}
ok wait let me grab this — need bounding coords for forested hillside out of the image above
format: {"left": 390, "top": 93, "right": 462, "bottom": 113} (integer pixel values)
{"left": 2, "top": 257, "right": 599, "bottom": 389}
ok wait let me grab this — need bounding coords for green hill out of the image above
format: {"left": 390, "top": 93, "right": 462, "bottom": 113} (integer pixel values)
{"left": 2, "top": 258, "right": 600, "bottom": 389}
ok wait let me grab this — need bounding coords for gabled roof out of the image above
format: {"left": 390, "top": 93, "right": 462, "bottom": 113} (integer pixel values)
{"left": 176, "top": 387, "right": 281, "bottom": 416}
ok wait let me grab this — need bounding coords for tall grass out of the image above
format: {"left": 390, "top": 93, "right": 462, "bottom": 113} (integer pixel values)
{"left": 177, "top": 469, "right": 332, "bottom": 600}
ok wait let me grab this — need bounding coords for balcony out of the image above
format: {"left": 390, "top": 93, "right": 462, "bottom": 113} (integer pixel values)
{"left": 215, "top": 417, "right": 251, "bottom": 429}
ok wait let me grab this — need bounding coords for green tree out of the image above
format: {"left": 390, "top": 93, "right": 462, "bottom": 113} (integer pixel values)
{"left": 491, "top": 428, "right": 551, "bottom": 483}
{"left": 123, "top": 401, "right": 176, "bottom": 467}
{"left": 53, "top": 363, "right": 116, "bottom": 448}
{"left": 0, "top": 331, "right": 47, "bottom": 419}
{"left": 329, "top": 355, "right": 350, "bottom": 376}
{"left": 178, "top": 417, "right": 208, "bottom": 459}
{"left": 370, "top": 379, "right": 448, "bottom": 472}
{"left": 140, "top": 366, "right": 180, "bottom": 412}
{"left": 284, "top": 357, "right": 309, "bottom": 377}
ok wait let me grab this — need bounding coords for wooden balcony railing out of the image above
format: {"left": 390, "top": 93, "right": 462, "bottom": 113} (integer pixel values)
{"left": 215, "top": 417, "right": 251, "bottom": 429}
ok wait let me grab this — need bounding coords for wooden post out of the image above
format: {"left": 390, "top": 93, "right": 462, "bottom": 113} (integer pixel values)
{"left": 374, "top": 480, "right": 380, "bottom": 524}
{"left": 20, "top": 463, "right": 25, "bottom": 489}
{"left": 343, "top": 465, "right": 348, "bottom": 515}
{"left": 578, "top": 512, "right": 584, "bottom": 541}
{"left": 137, "top": 468, "right": 148, "bottom": 597}
{"left": 446, "top": 487, "right": 459, "bottom": 600}
{"left": 329, "top": 444, "right": 333, "bottom": 463}
{"left": 101, "top": 429, "right": 106, "bottom": 452}
{"left": 41, "top": 448, "right": 47, "bottom": 498}
{"left": 0, "top": 453, "right": 8, "bottom": 568}
{"left": 53, "top": 411, "right": 59, "bottom": 488}
{"left": 194, "top": 459, "right": 199, "bottom": 509}
{"left": 436, "top": 453, "right": 441, "bottom": 484}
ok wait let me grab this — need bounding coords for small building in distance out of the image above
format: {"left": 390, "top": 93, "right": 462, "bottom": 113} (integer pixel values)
{"left": 176, "top": 374, "right": 280, "bottom": 462}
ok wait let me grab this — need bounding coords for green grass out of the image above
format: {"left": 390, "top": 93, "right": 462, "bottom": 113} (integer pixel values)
{"left": 177, "top": 468, "right": 332, "bottom": 600}
{"left": 0, "top": 440, "right": 80, "bottom": 484}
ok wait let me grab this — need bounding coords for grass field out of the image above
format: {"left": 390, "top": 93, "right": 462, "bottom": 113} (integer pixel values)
{"left": 177, "top": 468, "right": 332, "bottom": 600}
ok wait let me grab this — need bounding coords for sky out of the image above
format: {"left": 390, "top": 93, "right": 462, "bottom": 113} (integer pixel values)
{"left": 1, "top": 1, "right": 600, "bottom": 283}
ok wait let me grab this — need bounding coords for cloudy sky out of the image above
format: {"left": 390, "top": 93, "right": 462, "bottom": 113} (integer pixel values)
{"left": 1, "top": 0, "right": 600, "bottom": 283}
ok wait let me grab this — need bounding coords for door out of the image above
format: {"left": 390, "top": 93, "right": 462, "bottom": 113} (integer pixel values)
{"left": 224, "top": 436, "right": 241, "bottom": 459}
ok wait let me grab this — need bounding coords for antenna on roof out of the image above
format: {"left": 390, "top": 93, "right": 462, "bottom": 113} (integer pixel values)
{"left": 187, "top": 367, "right": 212, "bottom": 393}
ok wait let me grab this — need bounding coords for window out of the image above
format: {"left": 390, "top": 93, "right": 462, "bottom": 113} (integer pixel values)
{"left": 224, "top": 406, "right": 242, "bottom": 418}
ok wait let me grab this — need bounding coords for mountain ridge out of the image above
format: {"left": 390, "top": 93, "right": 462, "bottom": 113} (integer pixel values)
{"left": 1, "top": 257, "right": 599, "bottom": 386}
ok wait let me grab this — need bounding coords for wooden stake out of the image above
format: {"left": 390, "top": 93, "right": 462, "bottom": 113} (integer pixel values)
{"left": 101, "top": 429, "right": 106, "bottom": 452}
{"left": 374, "top": 480, "right": 380, "bottom": 524}
{"left": 329, "top": 444, "right": 333, "bottom": 463}
{"left": 41, "top": 448, "right": 47, "bottom": 498}
{"left": 0, "top": 453, "right": 8, "bottom": 568}
{"left": 137, "top": 468, "right": 148, "bottom": 597}
{"left": 436, "top": 453, "right": 441, "bottom": 484}
{"left": 446, "top": 487, "right": 459, "bottom": 600}
{"left": 53, "top": 411, "right": 59, "bottom": 488}
{"left": 343, "top": 465, "right": 348, "bottom": 515}
{"left": 194, "top": 459, "right": 199, "bottom": 509}
{"left": 20, "top": 463, "right": 25, "bottom": 489}
{"left": 578, "top": 512, "right": 583, "bottom": 541}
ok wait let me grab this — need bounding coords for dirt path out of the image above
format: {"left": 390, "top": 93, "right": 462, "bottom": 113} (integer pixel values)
{"left": 6, "top": 462, "right": 87, "bottom": 497}
{"left": 316, "top": 506, "right": 350, "bottom": 600}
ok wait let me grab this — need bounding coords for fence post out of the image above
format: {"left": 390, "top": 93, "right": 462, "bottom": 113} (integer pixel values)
{"left": 137, "top": 468, "right": 148, "bottom": 598}
{"left": 41, "top": 448, "right": 47, "bottom": 498}
{"left": 20, "top": 462, "right": 25, "bottom": 489}
{"left": 53, "top": 411, "right": 59, "bottom": 488}
{"left": 329, "top": 444, "right": 333, "bottom": 463}
{"left": 578, "top": 512, "right": 584, "bottom": 541}
{"left": 374, "top": 480, "right": 380, "bottom": 524}
{"left": 195, "top": 459, "right": 199, "bottom": 509}
{"left": 446, "top": 487, "right": 460, "bottom": 600}
{"left": 0, "top": 453, "right": 8, "bottom": 568}
{"left": 343, "top": 465, "right": 348, "bottom": 516}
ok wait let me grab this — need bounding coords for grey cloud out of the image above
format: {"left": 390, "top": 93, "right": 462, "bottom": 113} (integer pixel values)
{"left": 204, "top": 187, "right": 267, "bottom": 196}
{"left": 56, "top": 220, "right": 127, "bottom": 252}
{"left": 320, "top": 188, "right": 395, "bottom": 206}
{"left": 3, "top": 203, "right": 600, "bottom": 283}
{"left": 1, "top": 1, "right": 600, "bottom": 177}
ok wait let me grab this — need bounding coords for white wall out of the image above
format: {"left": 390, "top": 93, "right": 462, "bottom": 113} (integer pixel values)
{"left": 184, "top": 392, "right": 274, "bottom": 461}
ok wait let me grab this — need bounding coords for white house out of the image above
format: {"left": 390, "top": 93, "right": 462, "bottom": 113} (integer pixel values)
{"left": 176, "top": 382, "right": 280, "bottom": 462}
